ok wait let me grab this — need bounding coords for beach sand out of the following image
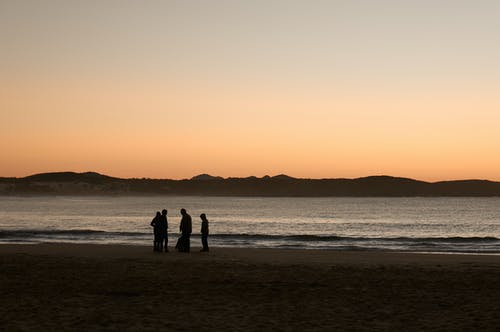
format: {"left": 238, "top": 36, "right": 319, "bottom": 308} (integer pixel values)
{"left": 2, "top": 244, "right": 500, "bottom": 331}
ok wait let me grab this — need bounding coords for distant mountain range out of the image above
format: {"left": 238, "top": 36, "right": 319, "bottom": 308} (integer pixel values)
{"left": 1, "top": 171, "right": 500, "bottom": 196}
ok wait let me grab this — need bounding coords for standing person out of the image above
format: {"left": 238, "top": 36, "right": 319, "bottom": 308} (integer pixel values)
{"left": 159, "top": 209, "right": 169, "bottom": 252}
{"left": 150, "top": 211, "right": 162, "bottom": 252}
{"left": 179, "top": 208, "right": 192, "bottom": 252}
{"left": 200, "top": 213, "right": 209, "bottom": 252}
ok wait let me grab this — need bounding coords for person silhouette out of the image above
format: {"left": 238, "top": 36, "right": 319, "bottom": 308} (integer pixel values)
{"left": 150, "top": 211, "right": 162, "bottom": 252}
{"left": 200, "top": 213, "right": 209, "bottom": 252}
{"left": 159, "top": 209, "right": 169, "bottom": 252}
{"left": 177, "top": 208, "right": 192, "bottom": 252}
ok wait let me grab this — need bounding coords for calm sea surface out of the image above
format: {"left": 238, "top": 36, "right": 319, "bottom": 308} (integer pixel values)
{"left": 1, "top": 196, "right": 500, "bottom": 253}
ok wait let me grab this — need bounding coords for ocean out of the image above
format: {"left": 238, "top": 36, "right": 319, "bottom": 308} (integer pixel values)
{"left": 1, "top": 196, "right": 499, "bottom": 253}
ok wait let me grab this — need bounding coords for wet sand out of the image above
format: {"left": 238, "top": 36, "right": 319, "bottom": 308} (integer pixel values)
{"left": 2, "top": 243, "right": 500, "bottom": 331}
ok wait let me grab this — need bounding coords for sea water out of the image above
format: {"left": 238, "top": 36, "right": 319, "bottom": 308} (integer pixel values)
{"left": 1, "top": 196, "right": 499, "bottom": 253}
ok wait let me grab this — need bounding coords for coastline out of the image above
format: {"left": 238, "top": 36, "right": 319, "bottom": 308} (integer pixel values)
{"left": 3, "top": 243, "right": 500, "bottom": 331}
{"left": 3, "top": 243, "right": 500, "bottom": 264}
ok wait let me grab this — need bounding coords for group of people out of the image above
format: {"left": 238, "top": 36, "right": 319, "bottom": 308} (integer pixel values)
{"left": 150, "top": 208, "right": 209, "bottom": 253}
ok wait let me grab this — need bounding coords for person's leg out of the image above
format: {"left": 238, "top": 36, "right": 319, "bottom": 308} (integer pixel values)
{"left": 201, "top": 235, "right": 208, "bottom": 251}
{"left": 164, "top": 234, "right": 169, "bottom": 252}
{"left": 154, "top": 234, "right": 161, "bottom": 251}
{"left": 178, "top": 236, "right": 186, "bottom": 252}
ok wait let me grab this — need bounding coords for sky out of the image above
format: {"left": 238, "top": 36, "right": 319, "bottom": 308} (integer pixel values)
{"left": 1, "top": 0, "right": 499, "bottom": 180}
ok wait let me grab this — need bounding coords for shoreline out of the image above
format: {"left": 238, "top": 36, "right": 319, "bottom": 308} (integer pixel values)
{"left": 3, "top": 242, "right": 500, "bottom": 265}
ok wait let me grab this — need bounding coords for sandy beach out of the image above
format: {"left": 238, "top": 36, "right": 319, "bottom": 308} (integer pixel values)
{"left": 2, "top": 244, "right": 500, "bottom": 331}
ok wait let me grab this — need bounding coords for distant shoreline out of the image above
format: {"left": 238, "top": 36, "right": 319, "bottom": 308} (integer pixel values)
{"left": 2, "top": 171, "right": 500, "bottom": 196}
{"left": 2, "top": 194, "right": 500, "bottom": 197}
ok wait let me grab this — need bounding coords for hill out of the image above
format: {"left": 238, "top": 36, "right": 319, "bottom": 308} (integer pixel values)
{"left": 0, "top": 172, "right": 499, "bottom": 196}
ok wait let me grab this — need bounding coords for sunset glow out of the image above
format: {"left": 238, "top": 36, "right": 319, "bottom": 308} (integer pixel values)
{"left": 1, "top": 0, "right": 499, "bottom": 180}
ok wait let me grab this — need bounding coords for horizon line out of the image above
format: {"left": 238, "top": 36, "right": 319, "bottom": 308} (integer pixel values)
{"left": 3, "top": 170, "right": 499, "bottom": 184}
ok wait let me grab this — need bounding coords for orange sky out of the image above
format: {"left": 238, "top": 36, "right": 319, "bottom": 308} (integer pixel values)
{"left": 1, "top": 1, "right": 499, "bottom": 181}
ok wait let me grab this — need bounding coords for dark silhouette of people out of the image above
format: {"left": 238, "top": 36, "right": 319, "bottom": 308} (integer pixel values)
{"left": 176, "top": 208, "right": 192, "bottom": 252}
{"left": 159, "top": 209, "right": 169, "bottom": 252}
{"left": 200, "top": 213, "right": 209, "bottom": 252}
{"left": 150, "top": 211, "right": 162, "bottom": 252}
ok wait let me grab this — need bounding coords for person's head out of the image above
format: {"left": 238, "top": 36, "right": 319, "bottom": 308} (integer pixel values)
{"left": 200, "top": 213, "right": 207, "bottom": 221}
{"left": 156, "top": 211, "right": 161, "bottom": 217}
{"left": 180, "top": 208, "right": 186, "bottom": 216}
{"left": 162, "top": 209, "right": 167, "bottom": 216}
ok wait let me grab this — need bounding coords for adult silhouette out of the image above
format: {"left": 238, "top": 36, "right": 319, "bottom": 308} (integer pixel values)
{"left": 150, "top": 211, "right": 162, "bottom": 252}
{"left": 159, "top": 209, "right": 168, "bottom": 252}
{"left": 178, "top": 208, "right": 192, "bottom": 252}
